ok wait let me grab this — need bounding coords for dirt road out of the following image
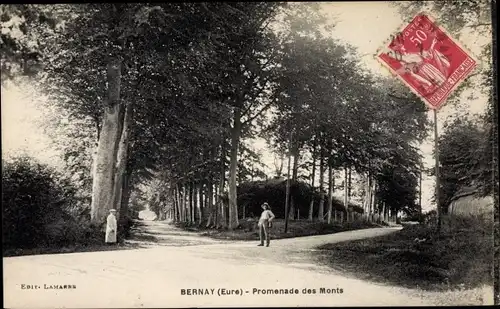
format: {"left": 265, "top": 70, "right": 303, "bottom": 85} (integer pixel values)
{"left": 3, "top": 221, "right": 492, "bottom": 307}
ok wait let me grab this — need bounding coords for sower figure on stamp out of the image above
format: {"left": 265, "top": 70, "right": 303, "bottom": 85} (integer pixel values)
{"left": 391, "top": 32, "right": 450, "bottom": 91}
{"left": 258, "top": 202, "right": 275, "bottom": 247}
{"left": 105, "top": 209, "right": 117, "bottom": 245}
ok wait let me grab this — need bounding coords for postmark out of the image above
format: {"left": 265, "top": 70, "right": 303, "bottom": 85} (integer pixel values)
{"left": 376, "top": 13, "right": 478, "bottom": 110}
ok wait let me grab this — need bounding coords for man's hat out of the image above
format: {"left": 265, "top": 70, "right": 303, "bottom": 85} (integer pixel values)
{"left": 109, "top": 209, "right": 117, "bottom": 212}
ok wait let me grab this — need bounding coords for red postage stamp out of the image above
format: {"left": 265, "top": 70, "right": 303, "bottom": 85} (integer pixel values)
{"left": 377, "top": 13, "right": 478, "bottom": 110}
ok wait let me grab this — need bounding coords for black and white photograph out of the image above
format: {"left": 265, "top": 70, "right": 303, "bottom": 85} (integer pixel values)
{"left": 1, "top": 1, "right": 498, "bottom": 307}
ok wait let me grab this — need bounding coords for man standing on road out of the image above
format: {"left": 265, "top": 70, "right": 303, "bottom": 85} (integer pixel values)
{"left": 106, "top": 209, "right": 118, "bottom": 245}
{"left": 258, "top": 202, "right": 275, "bottom": 247}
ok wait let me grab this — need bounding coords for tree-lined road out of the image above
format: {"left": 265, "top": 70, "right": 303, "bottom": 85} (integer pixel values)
{"left": 3, "top": 223, "right": 492, "bottom": 307}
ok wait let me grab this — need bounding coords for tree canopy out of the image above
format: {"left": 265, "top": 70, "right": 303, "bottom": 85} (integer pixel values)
{"left": 2, "top": 2, "right": 491, "bottom": 230}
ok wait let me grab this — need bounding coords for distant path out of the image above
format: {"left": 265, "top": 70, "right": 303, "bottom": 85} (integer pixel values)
{"left": 4, "top": 221, "right": 492, "bottom": 307}
{"left": 125, "top": 219, "right": 229, "bottom": 247}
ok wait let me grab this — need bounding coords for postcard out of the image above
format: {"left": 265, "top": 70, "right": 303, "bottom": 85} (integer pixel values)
{"left": 2, "top": 1, "right": 497, "bottom": 307}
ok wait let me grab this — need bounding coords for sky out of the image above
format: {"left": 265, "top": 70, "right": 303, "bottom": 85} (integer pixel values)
{"left": 1, "top": 2, "right": 492, "bottom": 213}
{"left": 1, "top": 83, "right": 63, "bottom": 166}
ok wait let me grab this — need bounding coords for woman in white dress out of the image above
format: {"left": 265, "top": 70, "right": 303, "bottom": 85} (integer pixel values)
{"left": 105, "top": 209, "right": 118, "bottom": 244}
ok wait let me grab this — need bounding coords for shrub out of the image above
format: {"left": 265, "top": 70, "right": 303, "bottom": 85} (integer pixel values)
{"left": 402, "top": 211, "right": 426, "bottom": 222}
{"left": 2, "top": 156, "right": 88, "bottom": 251}
{"left": 120, "top": 216, "right": 136, "bottom": 239}
{"left": 422, "top": 210, "right": 438, "bottom": 225}
{"left": 237, "top": 179, "right": 363, "bottom": 218}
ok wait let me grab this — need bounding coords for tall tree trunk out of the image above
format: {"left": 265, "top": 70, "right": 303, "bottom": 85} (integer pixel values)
{"left": 284, "top": 132, "right": 292, "bottom": 233}
{"left": 343, "top": 166, "right": 348, "bottom": 209}
{"left": 90, "top": 58, "right": 123, "bottom": 226}
{"left": 192, "top": 182, "right": 196, "bottom": 224}
{"left": 364, "top": 173, "right": 372, "bottom": 219}
{"left": 185, "top": 183, "right": 190, "bottom": 223}
{"left": 173, "top": 186, "right": 178, "bottom": 222}
{"left": 156, "top": 198, "right": 162, "bottom": 220}
{"left": 419, "top": 170, "right": 423, "bottom": 217}
{"left": 217, "top": 141, "right": 226, "bottom": 229}
{"left": 370, "top": 178, "right": 376, "bottom": 221}
{"left": 308, "top": 142, "right": 317, "bottom": 221}
{"left": 224, "top": 200, "right": 229, "bottom": 228}
{"left": 220, "top": 195, "right": 227, "bottom": 229}
{"left": 211, "top": 181, "right": 216, "bottom": 227}
{"left": 112, "top": 101, "right": 132, "bottom": 221}
{"left": 348, "top": 167, "right": 352, "bottom": 202}
{"left": 179, "top": 183, "right": 186, "bottom": 222}
{"left": 274, "top": 153, "right": 284, "bottom": 178}
{"left": 201, "top": 181, "right": 209, "bottom": 225}
{"left": 198, "top": 182, "right": 203, "bottom": 225}
{"left": 289, "top": 144, "right": 300, "bottom": 220}
{"left": 214, "top": 182, "right": 220, "bottom": 228}
{"left": 190, "top": 182, "right": 195, "bottom": 224}
{"left": 184, "top": 184, "right": 189, "bottom": 223}
{"left": 318, "top": 146, "right": 325, "bottom": 222}
{"left": 118, "top": 167, "right": 132, "bottom": 230}
{"left": 327, "top": 163, "right": 334, "bottom": 224}
{"left": 362, "top": 174, "right": 367, "bottom": 218}
{"left": 206, "top": 179, "right": 215, "bottom": 227}
{"left": 179, "top": 184, "right": 183, "bottom": 222}
{"left": 205, "top": 148, "right": 216, "bottom": 227}
{"left": 193, "top": 182, "right": 198, "bottom": 224}
{"left": 194, "top": 182, "right": 199, "bottom": 224}
{"left": 183, "top": 183, "right": 189, "bottom": 223}
{"left": 228, "top": 109, "right": 241, "bottom": 230}
{"left": 177, "top": 185, "right": 181, "bottom": 222}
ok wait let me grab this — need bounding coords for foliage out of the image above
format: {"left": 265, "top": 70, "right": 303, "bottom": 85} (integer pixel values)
{"left": 266, "top": 32, "right": 429, "bottom": 216}
{"left": 126, "top": 190, "right": 147, "bottom": 219}
{"left": 0, "top": 4, "right": 66, "bottom": 81}
{"left": 237, "top": 179, "right": 362, "bottom": 219}
{"left": 41, "top": 106, "right": 97, "bottom": 204}
{"left": 1, "top": 156, "right": 91, "bottom": 250}
{"left": 392, "top": 0, "right": 492, "bottom": 37}
{"left": 436, "top": 115, "right": 492, "bottom": 208}
{"left": 237, "top": 144, "right": 268, "bottom": 182}
{"left": 478, "top": 99, "right": 497, "bottom": 196}
{"left": 376, "top": 165, "right": 419, "bottom": 216}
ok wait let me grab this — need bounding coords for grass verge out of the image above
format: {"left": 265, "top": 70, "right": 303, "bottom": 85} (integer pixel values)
{"left": 3, "top": 219, "right": 142, "bottom": 257}
{"left": 315, "top": 215, "right": 494, "bottom": 291}
{"left": 2, "top": 241, "right": 136, "bottom": 257}
{"left": 176, "top": 218, "right": 384, "bottom": 241}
